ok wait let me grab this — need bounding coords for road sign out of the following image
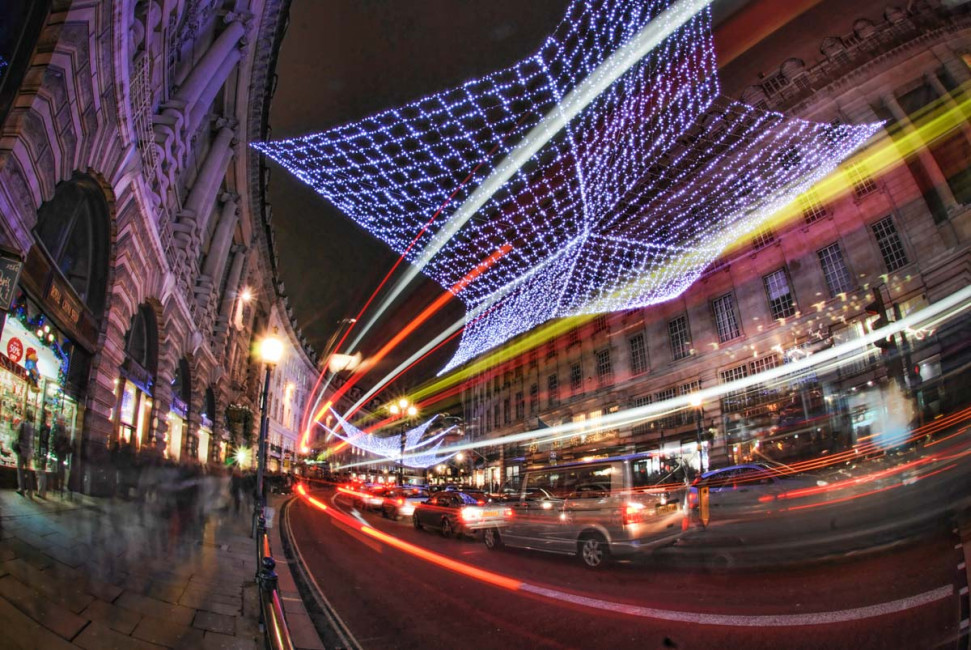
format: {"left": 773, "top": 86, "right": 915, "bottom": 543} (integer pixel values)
{"left": 700, "top": 486, "right": 710, "bottom": 528}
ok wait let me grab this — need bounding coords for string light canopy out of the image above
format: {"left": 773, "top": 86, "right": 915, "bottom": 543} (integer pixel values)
{"left": 324, "top": 410, "right": 459, "bottom": 468}
{"left": 255, "top": 0, "right": 881, "bottom": 371}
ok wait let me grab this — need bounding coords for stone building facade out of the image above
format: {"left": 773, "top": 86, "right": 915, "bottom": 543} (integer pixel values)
{"left": 459, "top": 0, "right": 971, "bottom": 488}
{"left": 0, "top": 0, "right": 314, "bottom": 490}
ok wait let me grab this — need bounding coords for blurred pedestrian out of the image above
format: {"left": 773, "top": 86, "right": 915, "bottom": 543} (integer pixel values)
{"left": 36, "top": 414, "right": 50, "bottom": 499}
{"left": 51, "top": 416, "right": 70, "bottom": 497}
{"left": 15, "top": 411, "right": 35, "bottom": 498}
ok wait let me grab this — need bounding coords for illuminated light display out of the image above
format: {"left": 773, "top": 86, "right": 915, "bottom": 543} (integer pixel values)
{"left": 324, "top": 409, "right": 459, "bottom": 468}
{"left": 255, "top": 0, "right": 881, "bottom": 371}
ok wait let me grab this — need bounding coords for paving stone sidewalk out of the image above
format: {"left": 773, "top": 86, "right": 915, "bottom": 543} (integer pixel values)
{"left": 0, "top": 488, "right": 264, "bottom": 649}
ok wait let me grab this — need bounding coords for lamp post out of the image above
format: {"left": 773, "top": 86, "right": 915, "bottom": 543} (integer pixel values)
{"left": 255, "top": 329, "right": 284, "bottom": 534}
{"left": 388, "top": 398, "right": 417, "bottom": 485}
{"left": 690, "top": 392, "right": 704, "bottom": 475}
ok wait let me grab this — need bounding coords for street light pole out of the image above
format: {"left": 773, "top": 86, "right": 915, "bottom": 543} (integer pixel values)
{"left": 254, "top": 330, "right": 283, "bottom": 538}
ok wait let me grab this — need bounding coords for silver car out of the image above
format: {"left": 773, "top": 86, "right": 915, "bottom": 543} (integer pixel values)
{"left": 482, "top": 453, "right": 684, "bottom": 568}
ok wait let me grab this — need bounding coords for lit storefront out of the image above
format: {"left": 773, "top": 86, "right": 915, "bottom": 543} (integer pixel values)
{"left": 115, "top": 304, "right": 158, "bottom": 449}
{"left": 0, "top": 294, "right": 80, "bottom": 466}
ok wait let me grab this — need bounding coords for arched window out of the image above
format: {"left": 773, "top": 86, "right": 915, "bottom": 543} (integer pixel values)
{"left": 124, "top": 305, "right": 158, "bottom": 379}
{"left": 34, "top": 175, "right": 110, "bottom": 320}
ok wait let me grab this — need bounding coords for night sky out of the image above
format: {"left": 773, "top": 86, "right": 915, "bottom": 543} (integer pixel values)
{"left": 267, "top": 1, "right": 571, "bottom": 388}
{"left": 264, "top": 1, "right": 754, "bottom": 392}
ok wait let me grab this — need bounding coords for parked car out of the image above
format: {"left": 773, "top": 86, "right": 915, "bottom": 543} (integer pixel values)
{"left": 479, "top": 453, "right": 685, "bottom": 568}
{"left": 686, "top": 463, "right": 829, "bottom": 523}
{"left": 381, "top": 487, "right": 430, "bottom": 520}
{"left": 412, "top": 491, "right": 505, "bottom": 538}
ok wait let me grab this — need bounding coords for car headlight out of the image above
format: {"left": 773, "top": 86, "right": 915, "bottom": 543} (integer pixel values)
{"left": 816, "top": 480, "right": 828, "bottom": 487}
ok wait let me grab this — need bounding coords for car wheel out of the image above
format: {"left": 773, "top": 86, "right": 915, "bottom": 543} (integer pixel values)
{"left": 483, "top": 527, "right": 503, "bottom": 550}
{"left": 578, "top": 533, "right": 609, "bottom": 569}
{"left": 413, "top": 512, "right": 422, "bottom": 530}
{"left": 441, "top": 517, "right": 454, "bottom": 538}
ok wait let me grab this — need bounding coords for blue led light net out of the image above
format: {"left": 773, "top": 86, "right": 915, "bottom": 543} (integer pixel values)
{"left": 255, "top": 0, "right": 881, "bottom": 371}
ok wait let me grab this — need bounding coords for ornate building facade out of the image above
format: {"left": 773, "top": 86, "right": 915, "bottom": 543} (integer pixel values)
{"left": 0, "top": 0, "right": 315, "bottom": 490}
{"left": 459, "top": 0, "right": 971, "bottom": 487}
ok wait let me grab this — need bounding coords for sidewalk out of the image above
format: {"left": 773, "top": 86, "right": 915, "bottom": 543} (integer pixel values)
{"left": 0, "top": 488, "right": 263, "bottom": 649}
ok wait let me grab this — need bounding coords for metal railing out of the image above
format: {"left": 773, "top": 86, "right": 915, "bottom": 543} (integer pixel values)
{"left": 255, "top": 501, "right": 296, "bottom": 650}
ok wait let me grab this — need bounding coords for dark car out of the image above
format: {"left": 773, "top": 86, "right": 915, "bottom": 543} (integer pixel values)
{"left": 412, "top": 491, "right": 493, "bottom": 538}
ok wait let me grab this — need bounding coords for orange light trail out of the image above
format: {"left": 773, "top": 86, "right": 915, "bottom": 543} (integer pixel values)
{"left": 305, "top": 245, "right": 513, "bottom": 452}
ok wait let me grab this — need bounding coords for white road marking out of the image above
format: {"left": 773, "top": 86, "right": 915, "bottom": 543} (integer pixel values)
{"left": 518, "top": 583, "right": 953, "bottom": 627}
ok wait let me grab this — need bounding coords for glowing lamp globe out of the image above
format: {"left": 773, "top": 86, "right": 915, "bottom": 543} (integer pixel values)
{"left": 259, "top": 335, "right": 284, "bottom": 365}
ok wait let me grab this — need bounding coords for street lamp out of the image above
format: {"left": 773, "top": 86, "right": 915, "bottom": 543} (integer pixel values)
{"left": 388, "top": 398, "right": 418, "bottom": 485}
{"left": 255, "top": 329, "right": 284, "bottom": 535}
{"left": 689, "top": 391, "right": 704, "bottom": 474}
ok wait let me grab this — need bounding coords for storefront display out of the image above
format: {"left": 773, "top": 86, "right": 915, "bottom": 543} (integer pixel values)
{"left": 0, "top": 308, "right": 80, "bottom": 467}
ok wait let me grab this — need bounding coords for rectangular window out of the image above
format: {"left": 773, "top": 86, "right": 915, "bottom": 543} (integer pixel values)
{"left": 871, "top": 216, "right": 909, "bottom": 271}
{"left": 545, "top": 339, "right": 556, "bottom": 359}
{"left": 847, "top": 162, "right": 877, "bottom": 198}
{"left": 678, "top": 380, "right": 702, "bottom": 425}
{"left": 547, "top": 374, "right": 559, "bottom": 407}
{"left": 515, "top": 392, "right": 524, "bottom": 420}
{"left": 529, "top": 383, "right": 539, "bottom": 414}
{"left": 503, "top": 398, "right": 511, "bottom": 425}
{"left": 568, "top": 327, "right": 581, "bottom": 347}
{"left": 763, "top": 268, "right": 796, "bottom": 319}
{"left": 493, "top": 404, "right": 499, "bottom": 427}
{"left": 711, "top": 293, "right": 742, "bottom": 342}
{"left": 654, "top": 387, "right": 678, "bottom": 429}
{"left": 630, "top": 395, "right": 652, "bottom": 436}
{"left": 570, "top": 363, "right": 583, "bottom": 392}
{"left": 593, "top": 314, "right": 608, "bottom": 334}
{"left": 595, "top": 349, "right": 613, "bottom": 386}
{"left": 628, "top": 333, "right": 648, "bottom": 376}
{"left": 493, "top": 376, "right": 499, "bottom": 393}
{"left": 752, "top": 227, "right": 775, "bottom": 251}
{"left": 800, "top": 189, "right": 827, "bottom": 224}
{"left": 817, "top": 242, "right": 854, "bottom": 296}
{"left": 719, "top": 364, "right": 750, "bottom": 413}
{"left": 669, "top": 315, "right": 691, "bottom": 360}
{"left": 750, "top": 354, "right": 779, "bottom": 376}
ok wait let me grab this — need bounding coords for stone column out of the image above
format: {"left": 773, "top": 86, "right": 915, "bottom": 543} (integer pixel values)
{"left": 179, "top": 126, "right": 235, "bottom": 239}
{"left": 217, "top": 247, "right": 247, "bottom": 326}
{"left": 880, "top": 92, "right": 959, "bottom": 212}
{"left": 202, "top": 197, "right": 239, "bottom": 281}
{"left": 173, "top": 20, "right": 245, "bottom": 124}
{"left": 187, "top": 49, "right": 243, "bottom": 136}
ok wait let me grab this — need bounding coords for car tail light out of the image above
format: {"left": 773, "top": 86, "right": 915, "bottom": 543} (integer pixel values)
{"left": 477, "top": 500, "right": 485, "bottom": 506}
{"left": 460, "top": 507, "right": 480, "bottom": 522}
{"left": 622, "top": 502, "right": 645, "bottom": 526}
{"left": 503, "top": 508, "right": 513, "bottom": 518}
{"left": 397, "top": 498, "right": 405, "bottom": 506}
{"left": 688, "top": 491, "right": 699, "bottom": 509}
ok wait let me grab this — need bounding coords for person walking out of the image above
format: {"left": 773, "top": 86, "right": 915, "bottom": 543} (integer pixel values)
{"left": 36, "top": 414, "right": 50, "bottom": 499}
{"left": 15, "top": 411, "right": 35, "bottom": 498}
{"left": 51, "top": 416, "right": 70, "bottom": 497}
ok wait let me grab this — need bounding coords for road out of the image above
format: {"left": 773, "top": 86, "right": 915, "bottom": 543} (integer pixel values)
{"left": 284, "top": 483, "right": 968, "bottom": 649}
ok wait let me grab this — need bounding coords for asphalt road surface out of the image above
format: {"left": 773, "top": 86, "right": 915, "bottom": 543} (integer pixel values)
{"left": 285, "top": 483, "right": 968, "bottom": 650}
